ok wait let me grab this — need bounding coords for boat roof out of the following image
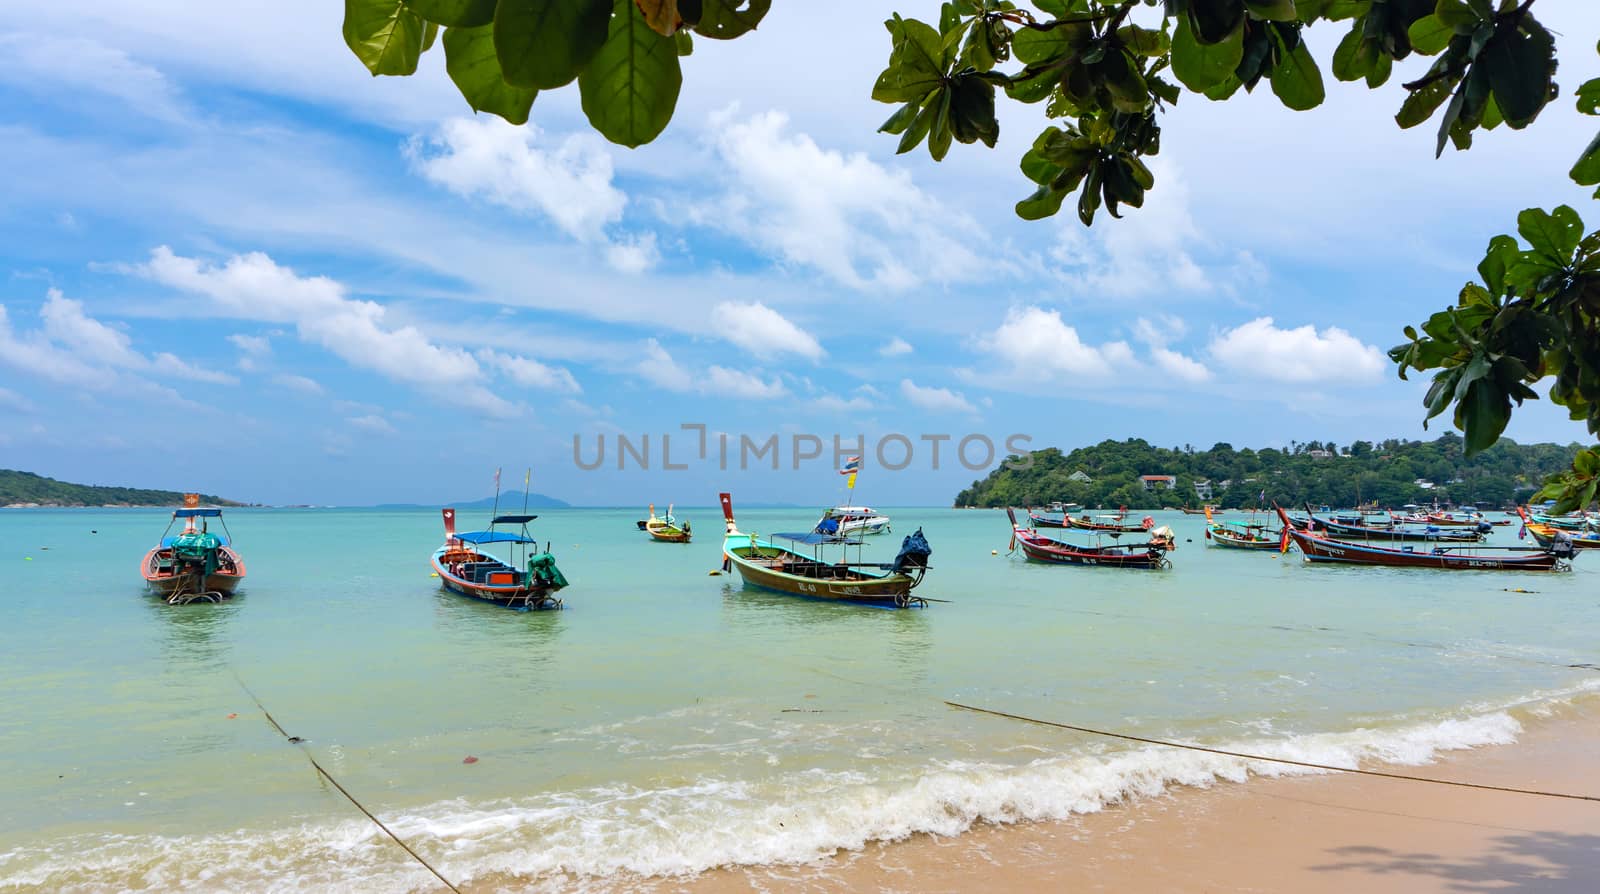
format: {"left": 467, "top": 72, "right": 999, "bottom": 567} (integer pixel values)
{"left": 456, "top": 530, "right": 536, "bottom": 544}
{"left": 774, "top": 531, "right": 864, "bottom": 546}
{"left": 491, "top": 514, "right": 538, "bottom": 524}
{"left": 174, "top": 508, "right": 222, "bottom": 517}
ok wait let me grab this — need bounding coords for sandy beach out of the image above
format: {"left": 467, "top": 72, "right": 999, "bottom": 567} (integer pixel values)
{"left": 659, "top": 697, "right": 1600, "bottom": 894}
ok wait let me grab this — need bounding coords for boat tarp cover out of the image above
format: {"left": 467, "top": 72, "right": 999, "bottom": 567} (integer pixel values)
{"left": 174, "top": 508, "right": 222, "bottom": 518}
{"left": 456, "top": 530, "right": 536, "bottom": 544}
{"left": 774, "top": 531, "right": 864, "bottom": 546}
{"left": 528, "top": 553, "right": 568, "bottom": 590}
{"left": 170, "top": 531, "right": 222, "bottom": 575}
{"left": 892, "top": 528, "right": 932, "bottom": 573}
{"left": 162, "top": 534, "right": 228, "bottom": 548}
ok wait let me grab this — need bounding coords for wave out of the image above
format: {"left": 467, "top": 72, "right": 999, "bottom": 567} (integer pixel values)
{"left": 4, "top": 683, "right": 1596, "bottom": 893}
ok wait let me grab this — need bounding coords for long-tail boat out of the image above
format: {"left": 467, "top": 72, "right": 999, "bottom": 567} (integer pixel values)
{"left": 141, "top": 498, "right": 246, "bottom": 604}
{"left": 644, "top": 503, "right": 692, "bottom": 543}
{"left": 1275, "top": 506, "right": 1572, "bottom": 572}
{"left": 720, "top": 493, "right": 930, "bottom": 607}
{"left": 1063, "top": 510, "right": 1154, "bottom": 534}
{"left": 1008, "top": 508, "right": 1175, "bottom": 568}
{"left": 1304, "top": 506, "right": 1485, "bottom": 542}
{"left": 1203, "top": 506, "right": 1280, "bottom": 550}
{"left": 1027, "top": 508, "right": 1070, "bottom": 528}
{"left": 1516, "top": 507, "right": 1600, "bottom": 550}
{"left": 432, "top": 508, "right": 568, "bottom": 610}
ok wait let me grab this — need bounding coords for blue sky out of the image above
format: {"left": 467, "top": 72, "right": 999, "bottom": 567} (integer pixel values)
{"left": 1, "top": 2, "right": 1597, "bottom": 507}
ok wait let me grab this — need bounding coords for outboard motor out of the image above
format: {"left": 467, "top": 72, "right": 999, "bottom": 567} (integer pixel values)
{"left": 1550, "top": 532, "right": 1575, "bottom": 560}
{"left": 1476, "top": 521, "right": 1493, "bottom": 534}
{"left": 892, "top": 528, "right": 932, "bottom": 573}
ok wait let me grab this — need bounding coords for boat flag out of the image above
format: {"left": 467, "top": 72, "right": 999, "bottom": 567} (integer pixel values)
{"left": 495, "top": 467, "right": 502, "bottom": 490}
{"left": 840, "top": 455, "right": 860, "bottom": 489}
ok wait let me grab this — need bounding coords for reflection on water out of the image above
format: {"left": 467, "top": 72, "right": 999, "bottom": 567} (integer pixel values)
{"left": 717, "top": 581, "right": 934, "bottom": 687}
{"left": 144, "top": 591, "right": 240, "bottom": 669}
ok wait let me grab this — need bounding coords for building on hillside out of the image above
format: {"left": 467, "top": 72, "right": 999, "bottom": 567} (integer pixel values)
{"left": 1068, "top": 470, "right": 1093, "bottom": 483}
{"left": 1140, "top": 474, "right": 1177, "bottom": 491}
{"left": 1193, "top": 479, "right": 1213, "bottom": 501}
{"left": 1307, "top": 449, "right": 1333, "bottom": 459}
{"left": 1414, "top": 478, "right": 1436, "bottom": 490}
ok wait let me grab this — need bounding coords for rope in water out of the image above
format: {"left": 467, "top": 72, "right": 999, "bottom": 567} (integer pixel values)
{"left": 234, "top": 676, "right": 463, "bottom": 894}
{"left": 944, "top": 700, "right": 1600, "bottom": 803}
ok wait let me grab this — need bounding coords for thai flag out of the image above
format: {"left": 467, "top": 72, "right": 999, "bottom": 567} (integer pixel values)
{"left": 839, "top": 456, "right": 861, "bottom": 476}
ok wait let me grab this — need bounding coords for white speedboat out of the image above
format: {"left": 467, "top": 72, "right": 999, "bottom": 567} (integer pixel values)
{"left": 813, "top": 505, "right": 892, "bottom": 537}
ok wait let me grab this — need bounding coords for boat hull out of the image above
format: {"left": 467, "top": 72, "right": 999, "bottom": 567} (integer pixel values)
{"left": 431, "top": 547, "right": 563, "bottom": 610}
{"left": 141, "top": 547, "right": 246, "bottom": 600}
{"left": 1286, "top": 531, "right": 1566, "bottom": 571}
{"left": 1027, "top": 512, "right": 1069, "bottom": 528}
{"left": 723, "top": 544, "right": 920, "bottom": 607}
{"left": 1206, "top": 528, "right": 1281, "bottom": 550}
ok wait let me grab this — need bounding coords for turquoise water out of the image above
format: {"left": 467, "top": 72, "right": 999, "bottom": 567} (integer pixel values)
{"left": 0, "top": 507, "right": 1595, "bottom": 891}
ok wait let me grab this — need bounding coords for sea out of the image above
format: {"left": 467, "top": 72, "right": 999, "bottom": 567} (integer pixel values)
{"left": 0, "top": 506, "right": 1595, "bottom": 892}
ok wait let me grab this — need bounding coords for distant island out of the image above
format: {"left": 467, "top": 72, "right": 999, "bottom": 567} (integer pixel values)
{"left": 955, "top": 434, "right": 1584, "bottom": 510}
{"left": 374, "top": 494, "right": 571, "bottom": 510}
{"left": 1, "top": 470, "right": 244, "bottom": 508}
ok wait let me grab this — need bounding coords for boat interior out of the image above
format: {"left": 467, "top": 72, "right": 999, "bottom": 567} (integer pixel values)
{"left": 732, "top": 545, "right": 883, "bottom": 581}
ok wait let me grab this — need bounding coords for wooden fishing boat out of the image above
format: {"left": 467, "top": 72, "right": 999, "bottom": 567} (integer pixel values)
{"left": 720, "top": 493, "right": 930, "bottom": 607}
{"left": 1063, "top": 511, "right": 1154, "bottom": 534}
{"left": 644, "top": 503, "right": 692, "bottom": 543}
{"left": 1008, "top": 508, "right": 1175, "bottom": 568}
{"left": 141, "top": 501, "right": 246, "bottom": 604}
{"left": 1203, "top": 506, "right": 1280, "bottom": 550}
{"left": 432, "top": 508, "right": 568, "bottom": 609}
{"left": 1275, "top": 507, "right": 1572, "bottom": 572}
{"left": 1304, "top": 506, "right": 1485, "bottom": 543}
{"left": 1526, "top": 508, "right": 1595, "bottom": 530}
{"left": 1027, "top": 508, "right": 1070, "bottom": 528}
{"left": 1516, "top": 507, "right": 1600, "bottom": 550}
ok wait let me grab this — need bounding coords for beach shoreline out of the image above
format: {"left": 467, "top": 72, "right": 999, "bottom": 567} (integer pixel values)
{"left": 567, "top": 694, "right": 1600, "bottom": 894}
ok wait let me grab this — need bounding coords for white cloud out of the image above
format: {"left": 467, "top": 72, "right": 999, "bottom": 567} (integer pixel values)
{"left": 812, "top": 392, "right": 875, "bottom": 412}
{"left": 227, "top": 334, "right": 270, "bottom": 356}
{"left": 478, "top": 349, "right": 581, "bottom": 394}
{"left": 714, "top": 301, "right": 825, "bottom": 361}
{"left": 1150, "top": 347, "right": 1213, "bottom": 383}
{"left": 1134, "top": 315, "right": 1210, "bottom": 383}
{"left": 977, "top": 306, "right": 1136, "bottom": 378}
{"left": 135, "top": 246, "right": 573, "bottom": 417}
{"left": 606, "top": 232, "right": 660, "bottom": 274}
{"left": 690, "top": 109, "right": 987, "bottom": 291}
{"left": 1209, "top": 317, "right": 1386, "bottom": 383}
{"left": 0, "top": 33, "right": 185, "bottom": 123}
{"left": 900, "top": 378, "right": 977, "bottom": 415}
{"left": 409, "top": 117, "right": 627, "bottom": 244}
{"left": 347, "top": 414, "right": 395, "bottom": 434}
{"left": 271, "top": 373, "right": 324, "bottom": 395}
{"left": 0, "top": 386, "right": 35, "bottom": 413}
{"left": 878, "top": 337, "right": 913, "bottom": 358}
{"left": 635, "top": 339, "right": 787, "bottom": 399}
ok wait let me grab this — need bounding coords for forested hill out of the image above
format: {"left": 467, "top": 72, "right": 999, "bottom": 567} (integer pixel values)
{"left": 954, "top": 434, "right": 1583, "bottom": 510}
{"left": 0, "top": 470, "right": 243, "bottom": 508}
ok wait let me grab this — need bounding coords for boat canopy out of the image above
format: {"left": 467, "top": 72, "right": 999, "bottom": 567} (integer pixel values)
{"left": 174, "top": 508, "right": 222, "bottom": 517}
{"left": 825, "top": 506, "right": 876, "bottom": 514}
{"left": 774, "top": 531, "right": 864, "bottom": 546}
{"left": 162, "top": 534, "right": 228, "bottom": 547}
{"left": 492, "top": 514, "right": 538, "bottom": 524}
{"left": 456, "top": 530, "right": 536, "bottom": 544}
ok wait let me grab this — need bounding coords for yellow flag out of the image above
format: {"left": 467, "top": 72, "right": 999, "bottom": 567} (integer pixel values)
{"left": 846, "top": 472, "right": 857, "bottom": 490}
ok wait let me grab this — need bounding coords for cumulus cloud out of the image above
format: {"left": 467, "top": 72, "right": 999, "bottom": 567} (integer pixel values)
{"left": 635, "top": 339, "right": 787, "bottom": 399}
{"left": 714, "top": 301, "right": 825, "bottom": 360}
{"left": 976, "top": 306, "right": 1135, "bottom": 378}
{"left": 0, "top": 33, "right": 186, "bottom": 123}
{"left": 689, "top": 109, "right": 986, "bottom": 291}
{"left": 606, "top": 232, "right": 660, "bottom": 274}
{"left": 347, "top": 414, "right": 396, "bottom": 434}
{"left": 271, "top": 373, "right": 324, "bottom": 395}
{"left": 900, "top": 378, "right": 977, "bottom": 414}
{"left": 1133, "top": 315, "right": 1211, "bottom": 383}
{"left": 479, "top": 349, "right": 581, "bottom": 393}
{"left": 878, "top": 337, "right": 913, "bottom": 358}
{"left": 1208, "top": 317, "right": 1386, "bottom": 383}
{"left": 136, "top": 247, "right": 579, "bottom": 417}
{"left": 0, "top": 386, "right": 35, "bottom": 413}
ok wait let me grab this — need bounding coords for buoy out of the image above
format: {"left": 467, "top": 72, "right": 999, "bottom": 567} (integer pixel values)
{"left": 24, "top": 557, "right": 31, "bottom": 561}
{"left": 227, "top": 713, "right": 238, "bottom": 719}
{"left": 430, "top": 573, "right": 439, "bottom": 578}
{"left": 991, "top": 549, "right": 997, "bottom": 555}
{"left": 91, "top": 530, "right": 98, "bottom": 534}
{"left": 708, "top": 569, "right": 722, "bottom": 576}
{"left": 462, "top": 755, "right": 479, "bottom": 764}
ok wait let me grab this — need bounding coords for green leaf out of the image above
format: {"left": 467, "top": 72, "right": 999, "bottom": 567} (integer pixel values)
{"left": 948, "top": 74, "right": 999, "bottom": 146}
{"left": 422, "top": 20, "right": 439, "bottom": 51}
{"left": 1013, "top": 22, "right": 1089, "bottom": 65}
{"left": 896, "top": 96, "right": 939, "bottom": 154}
{"left": 1189, "top": 1, "right": 1247, "bottom": 44}
{"left": 878, "top": 101, "right": 920, "bottom": 135}
{"left": 1330, "top": 24, "right": 1374, "bottom": 82}
{"left": 1458, "top": 378, "right": 1511, "bottom": 455}
{"left": 1481, "top": 23, "right": 1554, "bottom": 128}
{"left": 495, "top": 0, "right": 612, "bottom": 89}
{"left": 872, "top": 16, "right": 946, "bottom": 103}
{"left": 344, "top": 0, "right": 428, "bottom": 76}
{"left": 928, "top": 88, "right": 954, "bottom": 161}
{"left": 1269, "top": 30, "right": 1325, "bottom": 110}
{"left": 405, "top": 0, "right": 497, "bottom": 26}
{"left": 1433, "top": 0, "right": 1477, "bottom": 30}
{"left": 1406, "top": 14, "right": 1452, "bottom": 55}
{"left": 1017, "top": 183, "right": 1070, "bottom": 220}
{"left": 1395, "top": 69, "right": 1456, "bottom": 128}
{"left": 1577, "top": 78, "right": 1600, "bottom": 116}
{"left": 1245, "top": 0, "right": 1298, "bottom": 22}
{"left": 1116, "top": 24, "right": 1170, "bottom": 58}
{"left": 675, "top": 29, "right": 693, "bottom": 55}
{"left": 1476, "top": 233, "right": 1518, "bottom": 296}
{"left": 1172, "top": 15, "right": 1244, "bottom": 92}
{"left": 578, "top": 0, "right": 683, "bottom": 147}
{"left": 1320, "top": 0, "right": 1369, "bottom": 21}
{"left": 1517, "top": 205, "right": 1585, "bottom": 264}
{"left": 1005, "top": 65, "right": 1062, "bottom": 103}
{"left": 1572, "top": 131, "right": 1600, "bottom": 187}
{"left": 443, "top": 24, "right": 540, "bottom": 124}
{"left": 693, "top": 0, "right": 770, "bottom": 40}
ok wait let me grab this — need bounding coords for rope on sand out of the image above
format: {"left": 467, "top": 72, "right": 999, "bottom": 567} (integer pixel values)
{"left": 944, "top": 701, "right": 1600, "bottom": 804}
{"left": 234, "top": 675, "right": 464, "bottom": 893}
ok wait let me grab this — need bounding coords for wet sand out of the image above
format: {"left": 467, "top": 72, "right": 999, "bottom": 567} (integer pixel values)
{"left": 669, "top": 701, "right": 1600, "bottom": 894}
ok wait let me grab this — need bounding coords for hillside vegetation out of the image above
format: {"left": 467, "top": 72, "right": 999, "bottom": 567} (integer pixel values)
{"left": 0, "top": 470, "right": 242, "bottom": 507}
{"left": 955, "top": 434, "right": 1583, "bottom": 510}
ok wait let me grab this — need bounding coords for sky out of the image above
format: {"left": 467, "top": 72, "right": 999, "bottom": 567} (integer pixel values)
{"left": 1, "top": 2, "right": 1597, "bottom": 507}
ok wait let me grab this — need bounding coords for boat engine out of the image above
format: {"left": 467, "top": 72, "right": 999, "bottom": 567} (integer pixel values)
{"left": 892, "top": 528, "right": 932, "bottom": 574}
{"left": 1549, "top": 534, "right": 1576, "bottom": 560}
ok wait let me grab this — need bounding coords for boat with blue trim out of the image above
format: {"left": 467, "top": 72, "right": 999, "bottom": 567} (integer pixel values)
{"left": 141, "top": 497, "right": 245, "bottom": 603}
{"left": 1275, "top": 506, "right": 1573, "bottom": 571}
{"left": 720, "top": 493, "right": 930, "bottom": 607}
{"left": 432, "top": 507, "right": 568, "bottom": 610}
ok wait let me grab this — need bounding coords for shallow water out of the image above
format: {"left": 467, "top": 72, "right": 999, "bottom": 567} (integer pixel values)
{"left": 0, "top": 506, "right": 1595, "bottom": 891}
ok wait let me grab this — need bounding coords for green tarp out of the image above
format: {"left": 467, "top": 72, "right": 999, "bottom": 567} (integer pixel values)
{"left": 528, "top": 553, "right": 568, "bottom": 591}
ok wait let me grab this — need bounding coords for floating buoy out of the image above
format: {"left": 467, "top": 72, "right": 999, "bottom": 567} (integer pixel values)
{"left": 91, "top": 530, "right": 98, "bottom": 534}
{"left": 708, "top": 569, "right": 722, "bottom": 576}
{"left": 429, "top": 573, "right": 439, "bottom": 578}
{"left": 23, "top": 557, "right": 31, "bottom": 561}
{"left": 462, "top": 755, "right": 479, "bottom": 764}
{"left": 227, "top": 713, "right": 238, "bottom": 719}
{"left": 991, "top": 550, "right": 998, "bottom": 555}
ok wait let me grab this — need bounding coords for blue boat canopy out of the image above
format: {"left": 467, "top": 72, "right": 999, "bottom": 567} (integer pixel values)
{"left": 492, "top": 515, "right": 538, "bottom": 524}
{"left": 773, "top": 531, "right": 864, "bottom": 546}
{"left": 456, "top": 530, "right": 536, "bottom": 544}
{"left": 174, "top": 508, "right": 222, "bottom": 517}
{"left": 162, "top": 534, "right": 228, "bottom": 547}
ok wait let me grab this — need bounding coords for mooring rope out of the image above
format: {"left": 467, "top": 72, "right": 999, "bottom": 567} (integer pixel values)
{"left": 234, "top": 675, "right": 463, "bottom": 893}
{"left": 944, "top": 700, "right": 1600, "bottom": 803}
